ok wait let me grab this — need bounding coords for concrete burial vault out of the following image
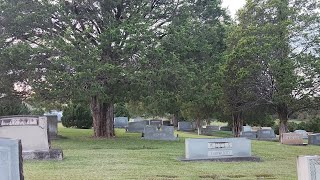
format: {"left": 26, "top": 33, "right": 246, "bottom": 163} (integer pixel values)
{"left": 0, "top": 115, "right": 63, "bottom": 160}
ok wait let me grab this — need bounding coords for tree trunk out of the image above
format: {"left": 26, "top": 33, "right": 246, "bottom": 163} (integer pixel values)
{"left": 277, "top": 104, "right": 289, "bottom": 137}
{"left": 172, "top": 112, "right": 178, "bottom": 127}
{"left": 90, "top": 96, "right": 115, "bottom": 138}
{"left": 232, "top": 111, "right": 243, "bottom": 137}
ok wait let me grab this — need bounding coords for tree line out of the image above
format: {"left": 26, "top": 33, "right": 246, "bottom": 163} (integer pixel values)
{"left": 0, "top": 0, "right": 319, "bottom": 138}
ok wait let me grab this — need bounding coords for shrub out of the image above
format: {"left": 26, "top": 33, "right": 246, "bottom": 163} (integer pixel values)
{"left": 0, "top": 98, "right": 30, "bottom": 116}
{"left": 61, "top": 103, "right": 92, "bottom": 129}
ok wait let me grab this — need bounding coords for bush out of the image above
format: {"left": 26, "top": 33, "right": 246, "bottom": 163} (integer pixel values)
{"left": 61, "top": 103, "right": 92, "bottom": 129}
{"left": 0, "top": 98, "right": 30, "bottom": 116}
{"left": 306, "top": 118, "right": 320, "bottom": 133}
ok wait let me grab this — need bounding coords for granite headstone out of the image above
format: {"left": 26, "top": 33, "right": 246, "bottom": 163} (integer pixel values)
{"left": 294, "top": 130, "right": 308, "bottom": 139}
{"left": 143, "top": 126, "right": 177, "bottom": 141}
{"left": 281, "top": 133, "right": 304, "bottom": 145}
{"left": 297, "top": 155, "right": 320, "bottom": 180}
{"left": 45, "top": 115, "right": 58, "bottom": 139}
{"left": 126, "top": 121, "right": 148, "bottom": 133}
{"left": 182, "top": 138, "right": 260, "bottom": 162}
{"left": 0, "top": 116, "right": 63, "bottom": 160}
{"left": 178, "top": 122, "right": 195, "bottom": 131}
{"left": 0, "top": 138, "right": 24, "bottom": 180}
{"left": 257, "top": 129, "right": 276, "bottom": 140}
{"left": 308, "top": 134, "right": 320, "bottom": 146}
{"left": 114, "top": 117, "right": 129, "bottom": 128}
{"left": 240, "top": 131, "right": 257, "bottom": 139}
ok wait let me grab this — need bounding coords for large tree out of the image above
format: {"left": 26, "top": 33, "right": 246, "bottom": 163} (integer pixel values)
{"left": 0, "top": 0, "right": 181, "bottom": 138}
{"left": 225, "top": 0, "right": 320, "bottom": 136}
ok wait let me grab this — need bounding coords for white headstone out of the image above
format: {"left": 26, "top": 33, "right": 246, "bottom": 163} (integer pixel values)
{"left": 297, "top": 155, "right": 320, "bottom": 180}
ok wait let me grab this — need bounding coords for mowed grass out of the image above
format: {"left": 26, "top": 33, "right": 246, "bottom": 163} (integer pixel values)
{"left": 24, "top": 125, "right": 319, "bottom": 180}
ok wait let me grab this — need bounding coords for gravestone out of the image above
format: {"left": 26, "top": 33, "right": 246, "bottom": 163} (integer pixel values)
{"left": 257, "top": 129, "right": 276, "bottom": 140}
{"left": 243, "top": 126, "right": 252, "bottom": 132}
{"left": 240, "top": 131, "right": 257, "bottom": 139}
{"left": 126, "top": 121, "right": 148, "bottom": 133}
{"left": 308, "top": 134, "right": 320, "bottom": 145}
{"left": 261, "top": 127, "right": 272, "bottom": 130}
{"left": 252, "top": 127, "right": 261, "bottom": 131}
{"left": 0, "top": 138, "right": 24, "bottom": 180}
{"left": 281, "top": 133, "right": 304, "bottom": 145}
{"left": 182, "top": 138, "right": 260, "bottom": 162}
{"left": 131, "top": 117, "right": 143, "bottom": 122}
{"left": 149, "top": 120, "right": 162, "bottom": 127}
{"left": 143, "top": 126, "right": 177, "bottom": 141}
{"left": 294, "top": 130, "right": 308, "bottom": 139}
{"left": 220, "top": 126, "right": 232, "bottom": 131}
{"left": 297, "top": 155, "right": 320, "bottom": 180}
{"left": 0, "top": 116, "right": 63, "bottom": 160}
{"left": 178, "top": 122, "right": 195, "bottom": 131}
{"left": 162, "top": 121, "right": 171, "bottom": 126}
{"left": 45, "top": 115, "right": 58, "bottom": 139}
{"left": 200, "top": 126, "right": 220, "bottom": 136}
{"left": 114, "top": 117, "right": 129, "bottom": 128}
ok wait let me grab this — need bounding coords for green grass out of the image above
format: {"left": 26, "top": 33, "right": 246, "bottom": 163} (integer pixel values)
{"left": 24, "top": 125, "right": 319, "bottom": 180}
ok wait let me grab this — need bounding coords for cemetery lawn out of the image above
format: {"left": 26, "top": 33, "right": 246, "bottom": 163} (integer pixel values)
{"left": 24, "top": 125, "right": 318, "bottom": 180}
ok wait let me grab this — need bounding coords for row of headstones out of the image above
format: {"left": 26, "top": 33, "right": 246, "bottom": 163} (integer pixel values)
{"left": 0, "top": 115, "right": 63, "bottom": 161}
{"left": 114, "top": 117, "right": 171, "bottom": 129}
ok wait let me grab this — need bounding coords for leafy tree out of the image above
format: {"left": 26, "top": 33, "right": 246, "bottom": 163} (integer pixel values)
{"left": 61, "top": 103, "right": 92, "bottom": 129}
{"left": 224, "top": 0, "right": 320, "bottom": 136}
{"left": 0, "top": 0, "right": 182, "bottom": 138}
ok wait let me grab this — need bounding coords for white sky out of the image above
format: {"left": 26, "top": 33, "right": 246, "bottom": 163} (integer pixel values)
{"left": 222, "top": 0, "right": 246, "bottom": 19}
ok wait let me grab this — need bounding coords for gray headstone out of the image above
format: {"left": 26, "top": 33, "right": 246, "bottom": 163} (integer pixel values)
{"left": 126, "top": 121, "right": 148, "bottom": 133}
{"left": 240, "top": 131, "right": 257, "bottom": 139}
{"left": 0, "top": 138, "right": 24, "bottom": 180}
{"left": 243, "top": 126, "right": 252, "bottom": 132}
{"left": 308, "top": 134, "right": 320, "bottom": 145}
{"left": 184, "top": 138, "right": 258, "bottom": 161}
{"left": 114, "top": 117, "right": 129, "bottom": 128}
{"left": 0, "top": 116, "right": 50, "bottom": 151}
{"left": 220, "top": 126, "right": 232, "bottom": 131}
{"left": 297, "top": 155, "right": 320, "bottom": 180}
{"left": 0, "top": 116, "right": 63, "bottom": 160}
{"left": 143, "top": 126, "right": 177, "bottom": 141}
{"left": 162, "top": 121, "right": 171, "bottom": 126}
{"left": 45, "top": 115, "right": 58, "bottom": 139}
{"left": 257, "top": 129, "right": 276, "bottom": 140}
{"left": 149, "top": 120, "right": 162, "bottom": 126}
{"left": 295, "top": 130, "right": 308, "bottom": 139}
{"left": 200, "top": 126, "right": 220, "bottom": 136}
{"left": 178, "top": 122, "right": 195, "bottom": 131}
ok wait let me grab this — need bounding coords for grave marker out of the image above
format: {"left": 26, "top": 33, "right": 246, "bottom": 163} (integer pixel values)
{"left": 143, "top": 126, "right": 177, "bottom": 141}
{"left": 126, "top": 121, "right": 148, "bottom": 133}
{"left": 45, "top": 115, "right": 58, "bottom": 139}
{"left": 0, "top": 116, "right": 63, "bottom": 160}
{"left": 297, "top": 155, "right": 320, "bottom": 180}
{"left": 114, "top": 117, "right": 129, "bottom": 128}
{"left": 281, "top": 133, "right": 304, "bottom": 145}
{"left": 294, "top": 130, "right": 308, "bottom": 139}
{"left": 149, "top": 120, "right": 162, "bottom": 127}
{"left": 257, "top": 129, "right": 276, "bottom": 140}
{"left": 178, "top": 122, "right": 195, "bottom": 131}
{"left": 240, "top": 131, "right": 257, "bottom": 139}
{"left": 182, "top": 138, "right": 260, "bottom": 162}
{"left": 308, "top": 134, "right": 320, "bottom": 145}
{"left": 0, "top": 138, "right": 24, "bottom": 180}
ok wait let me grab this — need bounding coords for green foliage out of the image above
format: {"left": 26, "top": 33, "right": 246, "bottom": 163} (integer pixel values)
{"left": 114, "top": 103, "right": 130, "bottom": 117}
{"left": 0, "top": 98, "right": 30, "bottom": 116}
{"left": 61, "top": 103, "right": 92, "bottom": 129}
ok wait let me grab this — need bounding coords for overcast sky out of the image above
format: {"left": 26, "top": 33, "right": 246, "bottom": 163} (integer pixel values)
{"left": 222, "top": 0, "right": 246, "bottom": 19}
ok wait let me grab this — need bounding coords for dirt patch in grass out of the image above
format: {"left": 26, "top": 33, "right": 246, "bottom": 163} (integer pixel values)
{"left": 199, "top": 174, "right": 219, "bottom": 179}
{"left": 156, "top": 175, "right": 178, "bottom": 179}
{"left": 126, "top": 146, "right": 158, "bottom": 150}
{"left": 227, "top": 174, "right": 246, "bottom": 178}
{"left": 255, "top": 173, "right": 276, "bottom": 179}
